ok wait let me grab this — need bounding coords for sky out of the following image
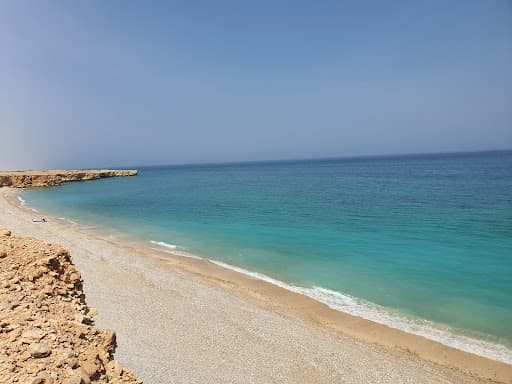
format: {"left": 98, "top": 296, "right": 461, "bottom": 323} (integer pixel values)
{"left": 1, "top": 1, "right": 511, "bottom": 169}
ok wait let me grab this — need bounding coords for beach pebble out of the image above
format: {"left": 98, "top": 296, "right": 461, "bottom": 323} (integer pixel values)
{"left": 8, "top": 328, "right": 22, "bottom": 341}
{"left": 59, "top": 347, "right": 75, "bottom": 358}
{"left": 31, "top": 372, "right": 54, "bottom": 384}
{"left": 42, "top": 286, "right": 53, "bottom": 295}
{"left": 62, "top": 376, "right": 81, "bottom": 384}
{"left": 21, "top": 329, "right": 46, "bottom": 343}
{"left": 0, "top": 299, "right": 12, "bottom": 310}
{"left": 74, "top": 367, "right": 91, "bottom": 384}
{"left": 69, "top": 272, "right": 81, "bottom": 282}
{"left": 66, "top": 357, "right": 79, "bottom": 368}
{"left": 108, "top": 360, "right": 123, "bottom": 376}
{"left": 0, "top": 229, "right": 11, "bottom": 236}
{"left": 29, "top": 342, "right": 51, "bottom": 358}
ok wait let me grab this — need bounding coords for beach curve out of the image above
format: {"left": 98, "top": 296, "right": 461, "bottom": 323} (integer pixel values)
{"left": 1, "top": 187, "right": 511, "bottom": 383}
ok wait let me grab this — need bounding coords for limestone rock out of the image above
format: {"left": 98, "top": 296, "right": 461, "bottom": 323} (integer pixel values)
{"left": 74, "top": 367, "right": 91, "bottom": 384}
{"left": 31, "top": 372, "right": 55, "bottom": 384}
{"left": 29, "top": 342, "right": 51, "bottom": 358}
{"left": 21, "top": 329, "right": 46, "bottom": 344}
{"left": 66, "top": 357, "right": 79, "bottom": 368}
{"left": 0, "top": 230, "right": 140, "bottom": 383}
{"left": 0, "top": 170, "right": 137, "bottom": 188}
{"left": 59, "top": 347, "right": 75, "bottom": 358}
{"left": 0, "top": 228, "right": 11, "bottom": 237}
{"left": 62, "top": 376, "right": 81, "bottom": 384}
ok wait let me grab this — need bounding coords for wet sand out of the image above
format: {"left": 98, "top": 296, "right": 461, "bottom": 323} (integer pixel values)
{"left": 1, "top": 188, "right": 510, "bottom": 383}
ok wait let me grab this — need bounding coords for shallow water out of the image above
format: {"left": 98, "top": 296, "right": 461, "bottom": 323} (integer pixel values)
{"left": 21, "top": 150, "right": 512, "bottom": 361}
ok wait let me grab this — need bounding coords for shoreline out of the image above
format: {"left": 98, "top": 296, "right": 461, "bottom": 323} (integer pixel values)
{"left": 1, "top": 187, "right": 511, "bottom": 383}
{"left": 148, "top": 239, "right": 512, "bottom": 366}
{"left": 13, "top": 189, "right": 512, "bottom": 365}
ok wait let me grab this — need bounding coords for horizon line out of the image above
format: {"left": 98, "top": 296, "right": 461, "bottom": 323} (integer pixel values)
{"left": 2, "top": 148, "right": 511, "bottom": 172}
{"left": 121, "top": 147, "right": 512, "bottom": 170}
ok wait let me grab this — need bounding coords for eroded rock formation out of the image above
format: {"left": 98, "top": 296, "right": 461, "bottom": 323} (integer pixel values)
{"left": 0, "top": 229, "right": 141, "bottom": 383}
{"left": 0, "top": 170, "right": 138, "bottom": 188}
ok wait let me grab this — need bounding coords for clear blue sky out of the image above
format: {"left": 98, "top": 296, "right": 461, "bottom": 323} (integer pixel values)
{"left": 1, "top": 1, "right": 511, "bottom": 169}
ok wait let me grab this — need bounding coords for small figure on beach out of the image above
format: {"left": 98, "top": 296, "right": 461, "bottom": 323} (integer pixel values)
{"left": 32, "top": 218, "right": 47, "bottom": 223}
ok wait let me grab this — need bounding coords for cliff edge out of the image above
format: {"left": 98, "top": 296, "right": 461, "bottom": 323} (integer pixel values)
{"left": 0, "top": 228, "right": 141, "bottom": 383}
{"left": 0, "top": 170, "right": 138, "bottom": 188}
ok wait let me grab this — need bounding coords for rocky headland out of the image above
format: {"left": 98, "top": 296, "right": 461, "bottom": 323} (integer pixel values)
{"left": 0, "top": 170, "right": 138, "bottom": 188}
{"left": 0, "top": 228, "right": 141, "bottom": 384}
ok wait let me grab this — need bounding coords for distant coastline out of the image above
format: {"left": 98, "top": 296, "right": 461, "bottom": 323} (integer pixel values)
{"left": 0, "top": 169, "right": 138, "bottom": 188}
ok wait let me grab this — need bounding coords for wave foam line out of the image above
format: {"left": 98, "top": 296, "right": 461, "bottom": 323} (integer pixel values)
{"left": 149, "top": 247, "right": 202, "bottom": 260}
{"left": 150, "top": 240, "right": 177, "bottom": 249}
{"left": 17, "top": 195, "right": 39, "bottom": 212}
{"left": 149, "top": 241, "right": 202, "bottom": 260}
{"left": 210, "top": 260, "right": 512, "bottom": 364}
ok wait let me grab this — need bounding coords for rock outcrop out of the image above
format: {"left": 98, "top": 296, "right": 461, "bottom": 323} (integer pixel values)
{"left": 0, "top": 228, "right": 141, "bottom": 383}
{"left": 0, "top": 170, "right": 138, "bottom": 188}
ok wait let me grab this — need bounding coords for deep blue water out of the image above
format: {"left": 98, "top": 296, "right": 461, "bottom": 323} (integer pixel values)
{"left": 21, "top": 150, "right": 512, "bottom": 360}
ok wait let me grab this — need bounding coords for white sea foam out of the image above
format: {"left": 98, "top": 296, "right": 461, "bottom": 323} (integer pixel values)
{"left": 16, "top": 195, "right": 38, "bottom": 211}
{"left": 150, "top": 247, "right": 202, "bottom": 260}
{"left": 209, "top": 260, "right": 512, "bottom": 364}
{"left": 149, "top": 241, "right": 202, "bottom": 260}
{"left": 171, "top": 250, "right": 202, "bottom": 260}
{"left": 150, "top": 240, "right": 177, "bottom": 249}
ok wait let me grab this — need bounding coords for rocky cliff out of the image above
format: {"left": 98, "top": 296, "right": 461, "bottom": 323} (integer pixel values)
{"left": 0, "top": 170, "right": 138, "bottom": 188}
{"left": 0, "top": 228, "right": 141, "bottom": 383}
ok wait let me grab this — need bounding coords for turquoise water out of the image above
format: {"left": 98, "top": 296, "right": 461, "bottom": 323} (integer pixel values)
{"left": 21, "top": 151, "right": 512, "bottom": 360}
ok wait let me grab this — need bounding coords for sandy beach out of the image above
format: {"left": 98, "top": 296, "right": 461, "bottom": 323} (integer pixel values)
{"left": 1, "top": 188, "right": 511, "bottom": 384}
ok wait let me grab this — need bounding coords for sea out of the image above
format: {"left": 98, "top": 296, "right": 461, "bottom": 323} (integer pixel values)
{"left": 18, "top": 150, "right": 512, "bottom": 363}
